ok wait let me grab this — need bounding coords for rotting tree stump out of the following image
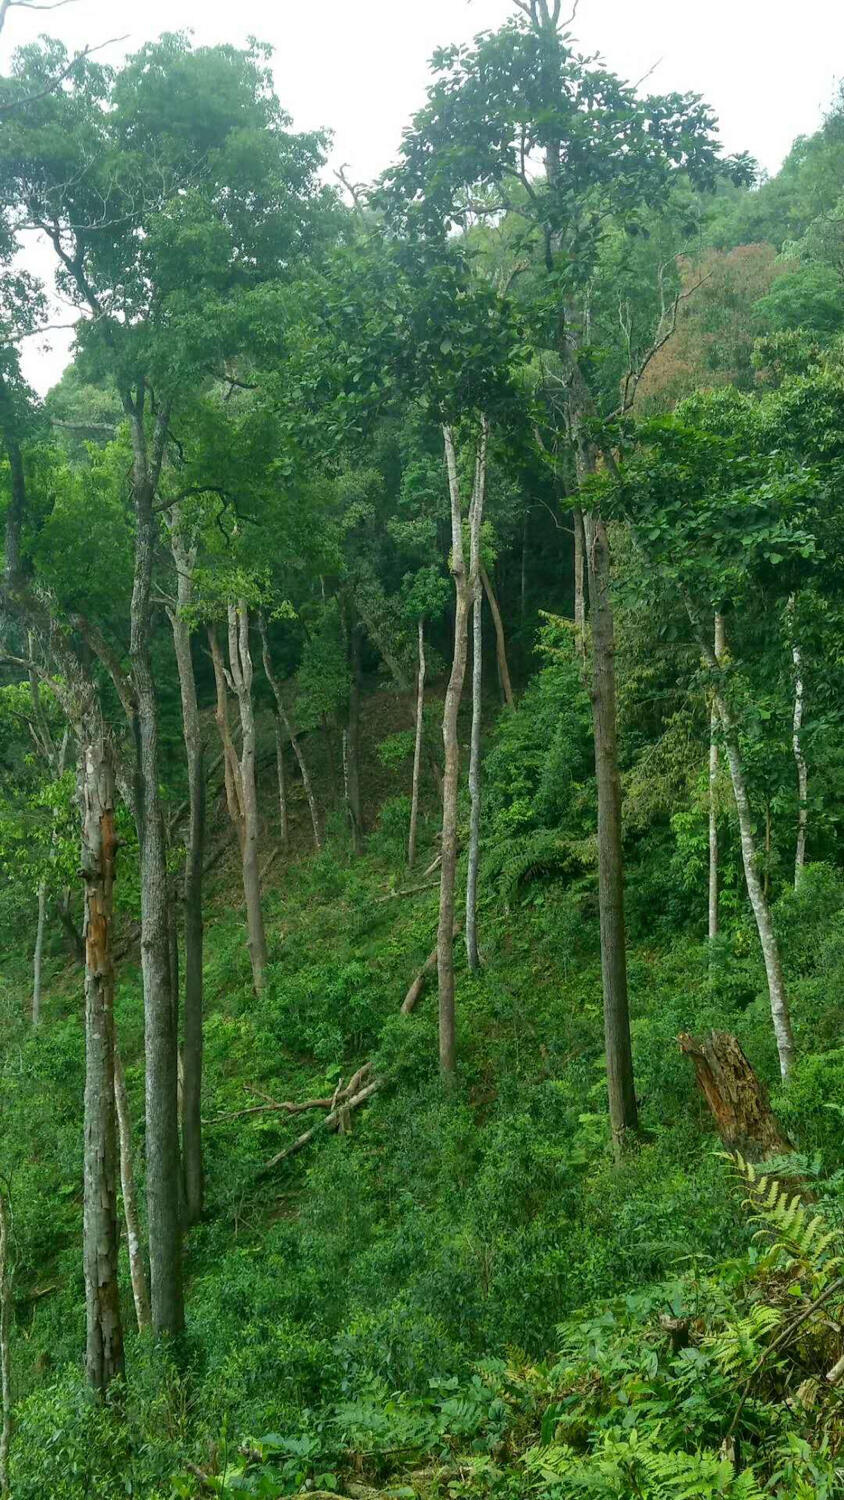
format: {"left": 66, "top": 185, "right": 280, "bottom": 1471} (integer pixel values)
{"left": 678, "top": 1030, "right": 793, "bottom": 1162}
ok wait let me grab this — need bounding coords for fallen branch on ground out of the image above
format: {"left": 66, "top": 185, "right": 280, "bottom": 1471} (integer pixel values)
{"left": 377, "top": 878, "right": 440, "bottom": 902}
{"left": 401, "top": 921, "right": 461, "bottom": 1014}
{"left": 207, "top": 1065, "right": 373, "bottom": 1126}
{"left": 261, "top": 1078, "right": 382, "bottom": 1173}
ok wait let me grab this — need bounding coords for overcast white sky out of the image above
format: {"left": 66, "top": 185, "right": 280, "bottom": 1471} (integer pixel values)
{"left": 6, "top": 0, "right": 844, "bottom": 392}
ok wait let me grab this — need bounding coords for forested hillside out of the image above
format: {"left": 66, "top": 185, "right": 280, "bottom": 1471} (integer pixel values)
{"left": 1, "top": 2, "right": 844, "bottom": 1495}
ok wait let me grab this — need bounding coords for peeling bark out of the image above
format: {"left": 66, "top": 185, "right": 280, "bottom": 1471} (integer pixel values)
{"left": 679, "top": 1030, "right": 793, "bottom": 1160}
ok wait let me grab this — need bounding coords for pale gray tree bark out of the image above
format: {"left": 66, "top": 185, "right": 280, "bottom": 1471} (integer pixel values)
{"left": 691, "top": 606, "right": 796, "bottom": 1080}
{"left": 31, "top": 879, "right": 47, "bottom": 1028}
{"left": 480, "top": 565, "right": 514, "bottom": 709}
{"left": 572, "top": 506, "right": 587, "bottom": 658}
{"left": 465, "top": 574, "right": 483, "bottom": 971}
{"left": 708, "top": 614, "right": 726, "bottom": 942}
{"left": 80, "top": 733, "right": 124, "bottom": 1391}
{"left": 788, "top": 595, "right": 808, "bottom": 885}
{"left": 438, "top": 418, "right": 488, "bottom": 1079}
{"left": 113, "top": 1046, "right": 151, "bottom": 1332}
{"left": 226, "top": 602, "right": 268, "bottom": 993}
{"left": 167, "top": 513, "right": 205, "bottom": 1226}
{"left": 259, "top": 616, "right": 322, "bottom": 850}
{"left": 407, "top": 618, "right": 426, "bottom": 871}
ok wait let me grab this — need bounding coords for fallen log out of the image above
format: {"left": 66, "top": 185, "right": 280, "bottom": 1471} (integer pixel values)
{"left": 262, "top": 1079, "right": 382, "bottom": 1173}
{"left": 401, "top": 922, "right": 461, "bottom": 1015}
{"left": 678, "top": 1030, "right": 793, "bottom": 1162}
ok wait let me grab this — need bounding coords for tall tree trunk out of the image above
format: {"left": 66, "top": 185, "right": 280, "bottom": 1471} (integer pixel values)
{"left": 708, "top": 614, "right": 725, "bottom": 942}
{"left": 572, "top": 505, "right": 586, "bottom": 658}
{"left": 408, "top": 618, "right": 426, "bottom": 871}
{"left": 480, "top": 565, "right": 514, "bottom": 708}
{"left": 80, "top": 734, "right": 124, "bottom": 1391}
{"left": 31, "top": 879, "right": 47, "bottom": 1027}
{"left": 438, "top": 419, "right": 488, "bottom": 1081}
{"left": 691, "top": 607, "right": 796, "bottom": 1080}
{"left": 0, "top": 1190, "right": 10, "bottom": 1499}
{"left": 227, "top": 602, "right": 268, "bottom": 993}
{"left": 259, "top": 617, "right": 322, "bottom": 850}
{"left": 345, "top": 620, "right": 363, "bottom": 855}
{"left": 168, "top": 517, "right": 205, "bottom": 1227}
{"left": 113, "top": 1046, "right": 151, "bottom": 1332}
{"left": 208, "top": 625, "right": 244, "bottom": 832}
{"left": 584, "top": 510, "right": 638, "bottom": 1154}
{"left": 465, "top": 579, "right": 483, "bottom": 971}
{"left": 788, "top": 596, "right": 808, "bottom": 885}
{"left": 126, "top": 395, "right": 183, "bottom": 1339}
{"left": 274, "top": 719, "right": 289, "bottom": 850}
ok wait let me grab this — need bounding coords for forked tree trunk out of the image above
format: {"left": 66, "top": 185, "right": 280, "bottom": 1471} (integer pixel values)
{"left": 692, "top": 608, "right": 796, "bottom": 1080}
{"left": 480, "top": 565, "right": 513, "bottom": 709}
{"left": 407, "top": 618, "right": 426, "bottom": 871}
{"left": 788, "top": 596, "right": 808, "bottom": 885}
{"left": 31, "top": 879, "right": 47, "bottom": 1027}
{"left": 80, "top": 734, "right": 124, "bottom": 1392}
{"left": 227, "top": 602, "right": 268, "bottom": 993}
{"left": 584, "top": 509, "right": 638, "bottom": 1154}
{"left": 168, "top": 518, "right": 205, "bottom": 1227}
{"left": 438, "top": 419, "right": 488, "bottom": 1080}
{"left": 679, "top": 1031, "right": 793, "bottom": 1161}
{"left": 0, "top": 1190, "right": 10, "bottom": 1498}
{"left": 708, "top": 614, "right": 726, "bottom": 942}
{"left": 113, "top": 1046, "right": 151, "bottom": 1332}
{"left": 275, "top": 719, "right": 289, "bottom": 850}
{"left": 465, "top": 575, "right": 483, "bottom": 971}
{"left": 259, "top": 616, "right": 322, "bottom": 851}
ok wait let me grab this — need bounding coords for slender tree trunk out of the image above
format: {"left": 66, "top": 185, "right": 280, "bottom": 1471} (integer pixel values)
{"left": 408, "top": 618, "right": 426, "bottom": 871}
{"left": 259, "top": 617, "right": 322, "bottom": 850}
{"left": 80, "top": 734, "right": 124, "bottom": 1391}
{"left": 0, "top": 1190, "right": 10, "bottom": 1498}
{"left": 58, "top": 889, "right": 84, "bottom": 961}
{"left": 227, "top": 602, "right": 268, "bottom": 993}
{"left": 788, "top": 596, "right": 808, "bottom": 885}
{"left": 465, "top": 580, "right": 483, "bottom": 971}
{"left": 345, "top": 620, "right": 362, "bottom": 855}
{"left": 520, "top": 511, "right": 528, "bottom": 626}
{"left": 208, "top": 626, "right": 244, "bottom": 832}
{"left": 480, "top": 565, "right": 514, "bottom": 708}
{"left": 113, "top": 1046, "right": 151, "bottom": 1332}
{"left": 31, "top": 879, "right": 47, "bottom": 1027}
{"left": 691, "top": 608, "right": 796, "bottom": 1080}
{"left": 573, "top": 506, "right": 587, "bottom": 658}
{"left": 584, "top": 510, "right": 638, "bottom": 1154}
{"left": 126, "top": 399, "right": 183, "bottom": 1339}
{"left": 275, "top": 719, "right": 289, "bottom": 850}
{"left": 168, "top": 518, "right": 205, "bottom": 1227}
{"left": 708, "top": 614, "right": 725, "bottom": 942}
{"left": 438, "top": 419, "right": 488, "bottom": 1080}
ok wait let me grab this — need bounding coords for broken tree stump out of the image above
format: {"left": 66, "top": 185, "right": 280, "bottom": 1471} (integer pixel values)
{"left": 678, "top": 1030, "right": 793, "bottom": 1162}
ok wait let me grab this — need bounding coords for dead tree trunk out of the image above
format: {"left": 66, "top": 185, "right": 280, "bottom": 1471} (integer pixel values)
{"left": 438, "top": 418, "right": 488, "bottom": 1080}
{"left": 0, "top": 1189, "right": 10, "bottom": 1498}
{"left": 408, "top": 618, "right": 426, "bottom": 871}
{"left": 788, "top": 596, "right": 808, "bottom": 885}
{"left": 80, "top": 734, "right": 124, "bottom": 1392}
{"left": 691, "top": 608, "right": 796, "bottom": 1080}
{"left": 168, "top": 516, "right": 205, "bottom": 1227}
{"left": 679, "top": 1031, "right": 793, "bottom": 1160}
{"left": 480, "top": 565, "right": 514, "bottom": 709}
{"left": 465, "top": 556, "right": 483, "bottom": 971}
{"left": 113, "top": 1046, "right": 151, "bottom": 1332}
{"left": 708, "top": 614, "right": 726, "bottom": 942}
{"left": 227, "top": 602, "right": 268, "bottom": 994}
{"left": 259, "top": 617, "right": 323, "bottom": 851}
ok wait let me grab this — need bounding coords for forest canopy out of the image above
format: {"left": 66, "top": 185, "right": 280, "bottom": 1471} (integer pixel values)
{"left": 0, "top": 2, "right": 844, "bottom": 1496}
